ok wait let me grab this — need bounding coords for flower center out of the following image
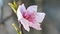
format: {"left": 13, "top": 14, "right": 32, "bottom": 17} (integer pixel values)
{"left": 23, "top": 12, "right": 35, "bottom": 22}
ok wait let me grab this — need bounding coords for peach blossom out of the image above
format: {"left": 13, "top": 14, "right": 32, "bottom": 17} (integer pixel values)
{"left": 17, "top": 4, "right": 45, "bottom": 32}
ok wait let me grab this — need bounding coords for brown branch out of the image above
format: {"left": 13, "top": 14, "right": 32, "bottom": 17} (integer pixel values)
{"left": 21, "top": 24, "right": 24, "bottom": 34}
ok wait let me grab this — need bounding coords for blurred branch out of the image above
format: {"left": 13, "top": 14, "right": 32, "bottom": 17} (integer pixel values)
{"left": 0, "top": 14, "right": 13, "bottom": 24}
{"left": 21, "top": 24, "right": 24, "bottom": 34}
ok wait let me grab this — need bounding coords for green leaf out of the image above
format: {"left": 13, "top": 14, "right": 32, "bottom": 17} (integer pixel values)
{"left": 8, "top": 0, "right": 18, "bottom": 14}
{"left": 8, "top": 3, "right": 17, "bottom": 14}
{"left": 12, "top": 23, "right": 21, "bottom": 34}
{"left": 13, "top": 0, "right": 18, "bottom": 9}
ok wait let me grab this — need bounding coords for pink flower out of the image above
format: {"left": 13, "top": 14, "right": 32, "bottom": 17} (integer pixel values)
{"left": 17, "top": 4, "right": 45, "bottom": 32}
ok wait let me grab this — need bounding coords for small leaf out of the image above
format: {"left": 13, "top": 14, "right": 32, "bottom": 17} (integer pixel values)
{"left": 12, "top": 23, "right": 21, "bottom": 34}
{"left": 13, "top": 0, "right": 18, "bottom": 9}
{"left": 8, "top": 3, "right": 17, "bottom": 14}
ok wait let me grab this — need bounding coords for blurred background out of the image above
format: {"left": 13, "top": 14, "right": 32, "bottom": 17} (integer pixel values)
{"left": 0, "top": 0, "right": 60, "bottom": 34}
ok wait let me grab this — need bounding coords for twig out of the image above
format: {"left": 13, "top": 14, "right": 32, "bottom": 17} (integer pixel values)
{"left": 21, "top": 24, "right": 24, "bottom": 34}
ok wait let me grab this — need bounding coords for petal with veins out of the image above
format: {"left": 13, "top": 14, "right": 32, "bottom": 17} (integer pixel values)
{"left": 20, "top": 4, "right": 27, "bottom": 13}
{"left": 17, "top": 5, "right": 23, "bottom": 20}
{"left": 18, "top": 4, "right": 27, "bottom": 14}
{"left": 28, "top": 22, "right": 41, "bottom": 30}
{"left": 27, "top": 5, "right": 37, "bottom": 13}
{"left": 35, "top": 13, "right": 45, "bottom": 23}
{"left": 20, "top": 18, "right": 30, "bottom": 32}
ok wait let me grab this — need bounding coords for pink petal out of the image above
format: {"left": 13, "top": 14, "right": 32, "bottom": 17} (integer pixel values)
{"left": 18, "top": 4, "right": 27, "bottom": 14}
{"left": 35, "top": 13, "right": 45, "bottom": 23}
{"left": 27, "top": 5, "right": 37, "bottom": 14}
{"left": 28, "top": 22, "right": 41, "bottom": 30}
{"left": 20, "top": 18, "right": 30, "bottom": 32}
{"left": 17, "top": 5, "right": 23, "bottom": 20}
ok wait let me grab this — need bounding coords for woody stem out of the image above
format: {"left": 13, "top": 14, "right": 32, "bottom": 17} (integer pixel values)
{"left": 21, "top": 24, "right": 24, "bottom": 34}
